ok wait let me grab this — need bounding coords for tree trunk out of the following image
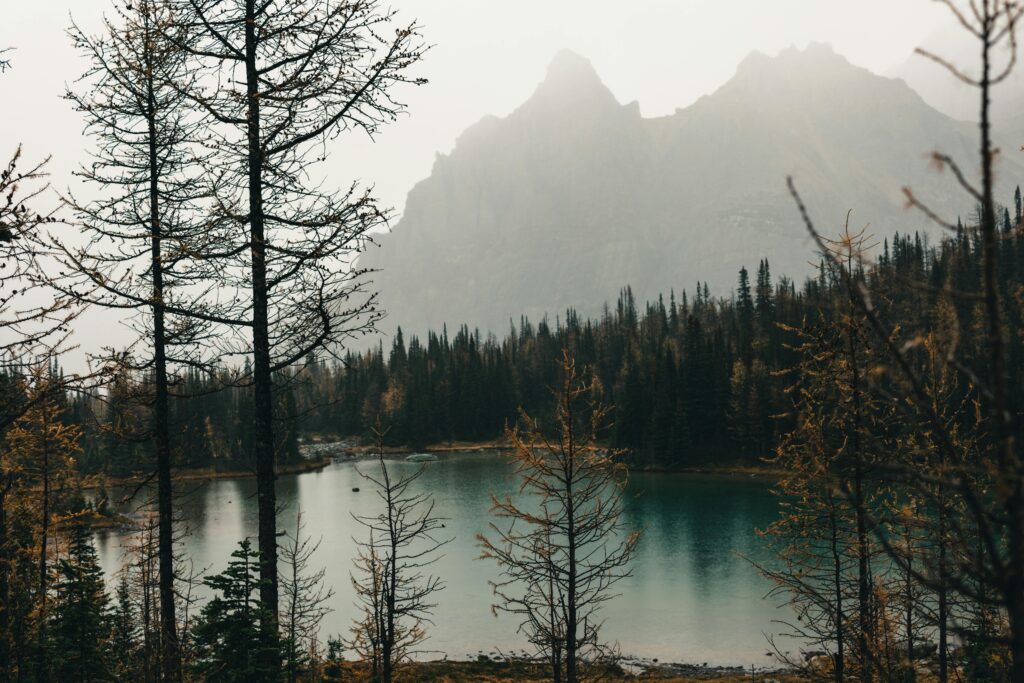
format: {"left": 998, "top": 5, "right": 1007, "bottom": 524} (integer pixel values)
{"left": 564, "top": 398, "right": 577, "bottom": 683}
{"left": 550, "top": 567, "right": 562, "bottom": 683}
{"left": 830, "top": 495, "right": 845, "bottom": 683}
{"left": 244, "top": 1, "right": 280, "bottom": 676}
{"left": 146, "top": 57, "right": 182, "bottom": 681}
{"left": 0, "top": 483, "right": 10, "bottom": 683}
{"left": 383, "top": 469, "right": 397, "bottom": 683}
{"left": 1011, "top": 591, "right": 1024, "bottom": 683}
{"left": 35, "top": 434, "right": 49, "bottom": 681}
{"left": 937, "top": 498, "right": 948, "bottom": 683}
{"left": 845, "top": 291, "right": 872, "bottom": 683}
{"left": 976, "top": 20, "right": 1024, "bottom": 683}
{"left": 904, "top": 552, "right": 914, "bottom": 682}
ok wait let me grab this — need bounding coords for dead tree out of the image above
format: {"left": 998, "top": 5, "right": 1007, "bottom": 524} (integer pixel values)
{"left": 348, "top": 425, "right": 448, "bottom": 683}
{"left": 478, "top": 351, "right": 640, "bottom": 683}
{"left": 119, "top": 508, "right": 203, "bottom": 683}
{"left": 280, "top": 509, "right": 333, "bottom": 683}
{"left": 165, "top": 3, "right": 426, "bottom": 666}
{"left": 54, "top": 3, "right": 237, "bottom": 678}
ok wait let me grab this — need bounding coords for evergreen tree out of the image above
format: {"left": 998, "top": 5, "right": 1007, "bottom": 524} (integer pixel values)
{"left": 49, "top": 524, "right": 113, "bottom": 682}
{"left": 190, "top": 539, "right": 274, "bottom": 683}
{"left": 111, "top": 575, "right": 143, "bottom": 680}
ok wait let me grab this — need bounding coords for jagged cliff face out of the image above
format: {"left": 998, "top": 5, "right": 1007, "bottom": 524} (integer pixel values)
{"left": 362, "top": 45, "right": 1022, "bottom": 339}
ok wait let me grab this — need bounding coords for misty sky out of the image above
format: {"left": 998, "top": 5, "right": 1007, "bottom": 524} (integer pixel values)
{"left": 3, "top": 0, "right": 952, "bottom": 215}
{"left": 0, "top": 0, "right": 954, "bottom": 363}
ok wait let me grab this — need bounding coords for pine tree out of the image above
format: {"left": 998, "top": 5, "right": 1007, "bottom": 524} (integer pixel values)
{"left": 49, "top": 524, "right": 113, "bottom": 682}
{"left": 190, "top": 539, "right": 274, "bottom": 683}
{"left": 736, "top": 267, "right": 754, "bottom": 366}
{"left": 111, "top": 575, "right": 143, "bottom": 680}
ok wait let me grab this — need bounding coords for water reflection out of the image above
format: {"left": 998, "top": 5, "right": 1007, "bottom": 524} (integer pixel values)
{"left": 94, "top": 453, "right": 785, "bottom": 666}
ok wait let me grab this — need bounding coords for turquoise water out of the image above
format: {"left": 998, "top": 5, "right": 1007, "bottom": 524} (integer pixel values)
{"left": 94, "top": 452, "right": 789, "bottom": 667}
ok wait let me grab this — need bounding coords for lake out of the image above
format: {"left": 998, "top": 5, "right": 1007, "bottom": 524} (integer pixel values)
{"left": 94, "top": 451, "right": 791, "bottom": 667}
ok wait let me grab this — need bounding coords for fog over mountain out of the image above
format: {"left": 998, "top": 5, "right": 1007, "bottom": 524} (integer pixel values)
{"left": 364, "top": 44, "right": 1024, "bottom": 339}
{"left": 888, "top": 25, "right": 1024, "bottom": 125}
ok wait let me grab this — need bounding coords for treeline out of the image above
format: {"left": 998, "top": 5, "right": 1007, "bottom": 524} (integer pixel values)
{"left": 60, "top": 194, "right": 1023, "bottom": 475}
{"left": 58, "top": 363, "right": 304, "bottom": 476}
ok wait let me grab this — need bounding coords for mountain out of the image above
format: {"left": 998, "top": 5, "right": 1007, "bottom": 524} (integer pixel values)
{"left": 887, "top": 25, "right": 1024, "bottom": 126}
{"left": 362, "top": 44, "right": 1023, "bottom": 340}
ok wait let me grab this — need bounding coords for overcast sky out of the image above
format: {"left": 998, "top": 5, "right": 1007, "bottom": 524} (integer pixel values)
{"left": 3, "top": 0, "right": 952, "bottom": 214}
{"left": 0, "top": 0, "right": 953, "bottom": 364}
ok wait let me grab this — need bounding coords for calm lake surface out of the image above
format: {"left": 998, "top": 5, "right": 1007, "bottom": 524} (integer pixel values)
{"left": 94, "top": 451, "right": 790, "bottom": 667}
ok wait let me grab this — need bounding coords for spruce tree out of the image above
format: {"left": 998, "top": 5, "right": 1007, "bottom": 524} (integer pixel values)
{"left": 49, "top": 524, "right": 113, "bottom": 682}
{"left": 191, "top": 539, "right": 274, "bottom": 683}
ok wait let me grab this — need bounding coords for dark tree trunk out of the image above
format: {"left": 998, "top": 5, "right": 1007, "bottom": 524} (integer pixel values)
{"left": 904, "top": 554, "right": 914, "bottom": 682}
{"left": 35, "top": 437, "right": 49, "bottom": 681}
{"left": 979, "top": 26, "right": 1024, "bottom": 680}
{"left": 830, "top": 496, "right": 845, "bottom": 683}
{"left": 244, "top": 1, "right": 281, "bottom": 675}
{"left": 937, "top": 495, "right": 948, "bottom": 683}
{"left": 382, "top": 478, "right": 397, "bottom": 683}
{"left": 0, "top": 483, "right": 9, "bottom": 683}
{"left": 846, "top": 292, "right": 872, "bottom": 683}
{"left": 565, "top": 404, "right": 577, "bottom": 683}
{"left": 145, "top": 52, "right": 182, "bottom": 679}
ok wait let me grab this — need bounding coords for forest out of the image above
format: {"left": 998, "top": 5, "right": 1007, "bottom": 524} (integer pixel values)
{"left": 3, "top": 0, "right": 1024, "bottom": 682}
{"left": 54, "top": 212, "right": 1024, "bottom": 476}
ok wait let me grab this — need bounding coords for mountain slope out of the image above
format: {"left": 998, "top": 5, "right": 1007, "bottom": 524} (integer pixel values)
{"left": 363, "top": 44, "right": 1023, "bottom": 339}
{"left": 887, "top": 25, "right": 1024, "bottom": 126}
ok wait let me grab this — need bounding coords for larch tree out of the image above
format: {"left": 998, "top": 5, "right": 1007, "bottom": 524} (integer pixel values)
{"left": 0, "top": 148, "right": 75, "bottom": 374}
{"left": 280, "top": 509, "right": 333, "bottom": 683}
{"left": 789, "top": 0, "right": 1024, "bottom": 676}
{"left": 348, "top": 423, "right": 448, "bottom": 683}
{"left": 56, "top": 2, "right": 235, "bottom": 678}
{"left": 0, "top": 57, "right": 83, "bottom": 682}
{"left": 479, "top": 351, "right": 640, "bottom": 683}
{"left": 5, "top": 368, "right": 81, "bottom": 680}
{"left": 165, "top": 3, "right": 426, "bottom": 666}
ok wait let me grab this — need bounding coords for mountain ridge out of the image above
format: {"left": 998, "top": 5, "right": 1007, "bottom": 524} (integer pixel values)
{"left": 363, "top": 44, "right": 1023, "bottom": 340}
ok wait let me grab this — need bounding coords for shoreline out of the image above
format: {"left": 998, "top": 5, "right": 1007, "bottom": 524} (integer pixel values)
{"left": 313, "top": 438, "right": 784, "bottom": 479}
{"left": 329, "top": 658, "right": 799, "bottom": 682}
{"left": 84, "top": 455, "right": 334, "bottom": 491}
{"left": 84, "top": 440, "right": 783, "bottom": 493}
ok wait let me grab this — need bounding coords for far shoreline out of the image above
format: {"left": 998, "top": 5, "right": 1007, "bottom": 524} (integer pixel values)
{"left": 310, "top": 438, "right": 785, "bottom": 479}
{"left": 84, "top": 439, "right": 783, "bottom": 493}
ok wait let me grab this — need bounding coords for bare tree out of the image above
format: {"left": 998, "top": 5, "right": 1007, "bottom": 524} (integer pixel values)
{"left": 348, "top": 423, "right": 448, "bottom": 683}
{"left": 280, "top": 509, "right": 333, "bottom": 683}
{"left": 164, "top": 3, "right": 427, "bottom": 665}
{"left": 478, "top": 351, "right": 640, "bottom": 683}
{"left": 52, "top": 2, "right": 238, "bottom": 678}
